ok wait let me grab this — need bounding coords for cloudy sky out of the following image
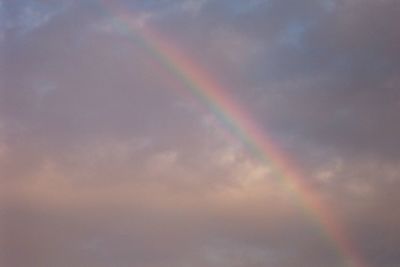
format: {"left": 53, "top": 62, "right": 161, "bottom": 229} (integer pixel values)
{"left": 1, "top": 0, "right": 400, "bottom": 266}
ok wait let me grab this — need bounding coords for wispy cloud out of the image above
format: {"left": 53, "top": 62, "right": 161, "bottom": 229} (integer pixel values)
{"left": 0, "top": 0, "right": 71, "bottom": 37}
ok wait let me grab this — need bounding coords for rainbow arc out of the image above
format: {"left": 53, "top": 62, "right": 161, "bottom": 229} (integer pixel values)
{"left": 100, "top": 2, "right": 368, "bottom": 266}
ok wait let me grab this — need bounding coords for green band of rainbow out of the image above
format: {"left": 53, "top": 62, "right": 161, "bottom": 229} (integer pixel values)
{"left": 100, "top": 2, "right": 368, "bottom": 266}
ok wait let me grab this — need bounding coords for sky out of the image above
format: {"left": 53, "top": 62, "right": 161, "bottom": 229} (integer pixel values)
{"left": 1, "top": 0, "right": 400, "bottom": 266}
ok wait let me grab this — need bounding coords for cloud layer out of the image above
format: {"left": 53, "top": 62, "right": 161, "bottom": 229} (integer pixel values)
{"left": 1, "top": 0, "right": 400, "bottom": 266}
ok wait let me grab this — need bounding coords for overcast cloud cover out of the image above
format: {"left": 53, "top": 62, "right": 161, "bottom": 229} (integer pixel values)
{"left": 1, "top": 0, "right": 400, "bottom": 266}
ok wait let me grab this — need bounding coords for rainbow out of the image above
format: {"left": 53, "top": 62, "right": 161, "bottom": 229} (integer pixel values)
{"left": 99, "top": 1, "right": 368, "bottom": 266}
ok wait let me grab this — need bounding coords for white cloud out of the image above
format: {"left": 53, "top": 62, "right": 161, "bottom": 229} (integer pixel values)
{"left": 314, "top": 158, "right": 344, "bottom": 184}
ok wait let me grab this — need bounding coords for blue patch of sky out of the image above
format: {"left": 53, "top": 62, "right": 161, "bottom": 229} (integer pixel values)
{"left": 279, "top": 22, "right": 306, "bottom": 48}
{"left": 227, "top": 0, "right": 270, "bottom": 15}
{"left": 0, "top": 1, "right": 4, "bottom": 41}
{"left": 1, "top": 0, "right": 68, "bottom": 35}
{"left": 322, "top": 0, "right": 336, "bottom": 13}
{"left": 121, "top": 0, "right": 175, "bottom": 12}
{"left": 118, "top": 0, "right": 191, "bottom": 22}
{"left": 0, "top": 1, "right": 4, "bottom": 26}
{"left": 121, "top": 0, "right": 270, "bottom": 17}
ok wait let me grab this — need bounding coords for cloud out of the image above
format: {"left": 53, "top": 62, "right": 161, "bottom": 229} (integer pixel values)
{"left": 208, "top": 26, "right": 264, "bottom": 66}
{"left": 1, "top": 0, "right": 400, "bottom": 266}
{"left": 0, "top": 135, "right": 338, "bottom": 267}
{"left": 0, "top": 0, "right": 71, "bottom": 37}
